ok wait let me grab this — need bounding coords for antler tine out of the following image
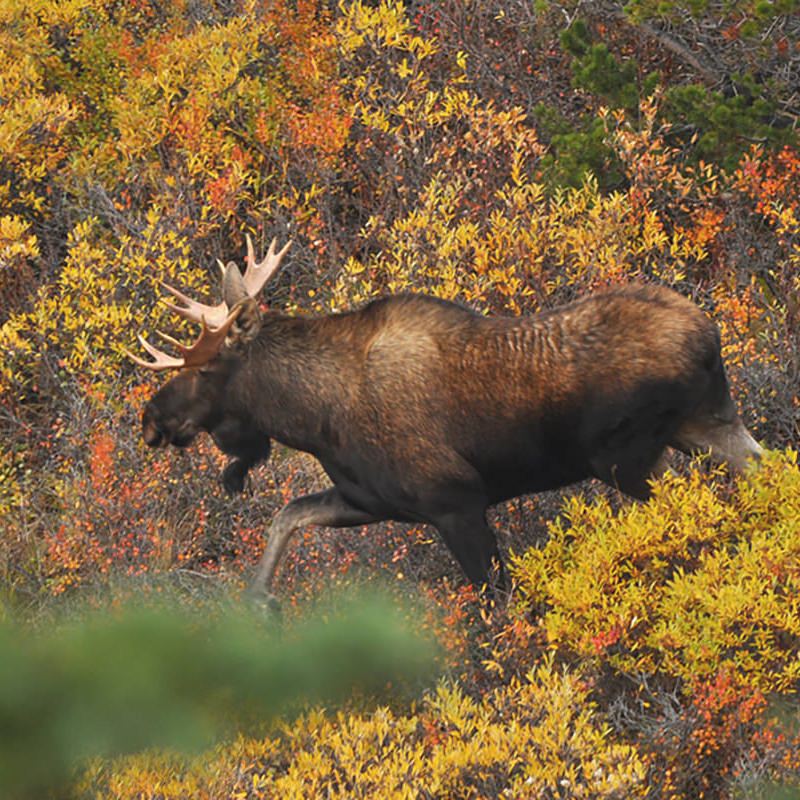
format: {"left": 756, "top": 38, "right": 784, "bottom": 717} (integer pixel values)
{"left": 155, "top": 329, "right": 186, "bottom": 350}
{"left": 246, "top": 233, "right": 256, "bottom": 270}
{"left": 126, "top": 306, "right": 243, "bottom": 372}
{"left": 242, "top": 234, "right": 292, "bottom": 298}
{"left": 123, "top": 335, "right": 186, "bottom": 371}
{"left": 160, "top": 281, "right": 230, "bottom": 328}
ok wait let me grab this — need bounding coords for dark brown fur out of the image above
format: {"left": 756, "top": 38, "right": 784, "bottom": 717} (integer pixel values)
{"left": 141, "top": 285, "right": 761, "bottom": 594}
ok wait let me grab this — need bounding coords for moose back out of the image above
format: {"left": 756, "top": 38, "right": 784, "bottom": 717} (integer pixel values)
{"left": 129, "top": 238, "right": 762, "bottom": 596}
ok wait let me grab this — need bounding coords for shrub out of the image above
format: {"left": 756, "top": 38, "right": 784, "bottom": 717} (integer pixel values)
{"left": 98, "top": 660, "right": 647, "bottom": 799}
{"left": 641, "top": 671, "right": 800, "bottom": 799}
{"left": 511, "top": 450, "right": 800, "bottom": 693}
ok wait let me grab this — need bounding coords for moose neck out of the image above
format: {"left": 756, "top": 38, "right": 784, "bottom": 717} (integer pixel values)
{"left": 222, "top": 312, "right": 355, "bottom": 456}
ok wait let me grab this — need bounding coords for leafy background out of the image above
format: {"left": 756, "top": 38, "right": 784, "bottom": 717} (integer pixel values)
{"left": 0, "top": 0, "right": 799, "bottom": 797}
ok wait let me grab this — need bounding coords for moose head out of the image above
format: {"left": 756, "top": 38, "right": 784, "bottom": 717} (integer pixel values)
{"left": 127, "top": 237, "right": 290, "bottom": 492}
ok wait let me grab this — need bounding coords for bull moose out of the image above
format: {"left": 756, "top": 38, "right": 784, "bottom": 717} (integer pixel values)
{"left": 128, "top": 237, "right": 762, "bottom": 597}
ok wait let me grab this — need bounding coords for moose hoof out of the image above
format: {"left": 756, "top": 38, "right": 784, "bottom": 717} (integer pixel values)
{"left": 221, "top": 462, "right": 246, "bottom": 495}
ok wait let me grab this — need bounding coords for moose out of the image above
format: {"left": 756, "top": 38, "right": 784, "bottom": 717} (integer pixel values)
{"left": 128, "top": 237, "right": 762, "bottom": 597}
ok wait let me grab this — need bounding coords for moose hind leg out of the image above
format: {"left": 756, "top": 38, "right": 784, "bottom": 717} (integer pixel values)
{"left": 250, "top": 488, "right": 383, "bottom": 599}
{"left": 671, "top": 413, "right": 762, "bottom": 472}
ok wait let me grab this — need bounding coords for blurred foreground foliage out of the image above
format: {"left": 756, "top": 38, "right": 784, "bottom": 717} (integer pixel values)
{"left": 0, "top": 589, "right": 438, "bottom": 800}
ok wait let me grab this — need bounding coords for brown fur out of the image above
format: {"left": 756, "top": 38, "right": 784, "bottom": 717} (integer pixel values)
{"left": 140, "top": 284, "right": 762, "bottom": 594}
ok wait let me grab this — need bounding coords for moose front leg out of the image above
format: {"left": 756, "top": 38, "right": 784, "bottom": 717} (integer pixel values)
{"left": 211, "top": 421, "right": 272, "bottom": 495}
{"left": 221, "top": 458, "right": 250, "bottom": 495}
{"left": 250, "top": 488, "right": 382, "bottom": 600}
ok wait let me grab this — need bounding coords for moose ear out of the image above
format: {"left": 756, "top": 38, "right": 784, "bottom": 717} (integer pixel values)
{"left": 229, "top": 297, "right": 261, "bottom": 345}
{"left": 221, "top": 260, "right": 261, "bottom": 347}
{"left": 222, "top": 260, "right": 248, "bottom": 308}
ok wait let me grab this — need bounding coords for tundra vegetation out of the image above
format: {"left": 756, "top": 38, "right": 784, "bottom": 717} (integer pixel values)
{"left": 0, "top": 0, "right": 799, "bottom": 797}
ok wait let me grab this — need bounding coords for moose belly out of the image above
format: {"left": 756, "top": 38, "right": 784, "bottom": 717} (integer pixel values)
{"left": 317, "top": 455, "right": 421, "bottom": 523}
{"left": 476, "top": 442, "right": 589, "bottom": 504}
{"left": 317, "top": 423, "right": 589, "bottom": 520}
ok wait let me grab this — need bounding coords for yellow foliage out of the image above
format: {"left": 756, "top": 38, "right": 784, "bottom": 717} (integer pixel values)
{"left": 101, "top": 661, "right": 647, "bottom": 799}
{"left": 0, "top": 215, "right": 39, "bottom": 317}
{"left": 0, "top": 12, "right": 78, "bottom": 217}
{"left": 0, "top": 215, "right": 38, "bottom": 263}
{"left": 511, "top": 450, "right": 800, "bottom": 692}
{"left": 0, "top": 446, "right": 23, "bottom": 524}
{"left": 331, "top": 166, "right": 719, "bottom": 314}
{"left": 0, "top": 215, "right": 201, "bottom": 399}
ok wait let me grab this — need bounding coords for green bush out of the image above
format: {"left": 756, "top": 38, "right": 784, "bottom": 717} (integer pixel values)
{"left": 0, "top": 591, "right": 438, "bottom": 799}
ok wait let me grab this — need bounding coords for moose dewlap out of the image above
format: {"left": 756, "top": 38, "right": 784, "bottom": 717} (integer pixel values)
{"left": 128, "top": 237, "right": 762, "bottom": 596}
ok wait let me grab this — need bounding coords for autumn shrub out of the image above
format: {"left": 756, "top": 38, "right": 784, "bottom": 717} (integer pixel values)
{"left": 507, "top": 450, "right": 800, "bottom": 796}
{"left": 96, "top": 659, "right": 647, "bottom": 800}
{"left": 0, "top": 1, "right": 345, "bottom": 390}
{"left": 638, "top": 671, "right": 800, "bottom": 799}
{"left": 511, "top": 450, "right": 800, "bottom": 692}
{"left": 0, "top": 364, "right": 283, "bottom": 603}
{"left": 726, "top": 144, "right": 800, "bottom": 442}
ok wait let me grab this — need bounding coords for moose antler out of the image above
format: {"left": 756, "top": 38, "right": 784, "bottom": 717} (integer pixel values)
{"left": 128, "top": 236, "right": 291, "bottom": 371}
{"left": 158, "top": 237, "right": 291, "bottom": 323}
{"left": 124, "top": 306, "right": 243, "bottom": 371}
{"left": 242, "top": 235, "right": 292, "bottom": 299}
{"left": 160, "top": 281, "right": 231, "bottom": 328}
